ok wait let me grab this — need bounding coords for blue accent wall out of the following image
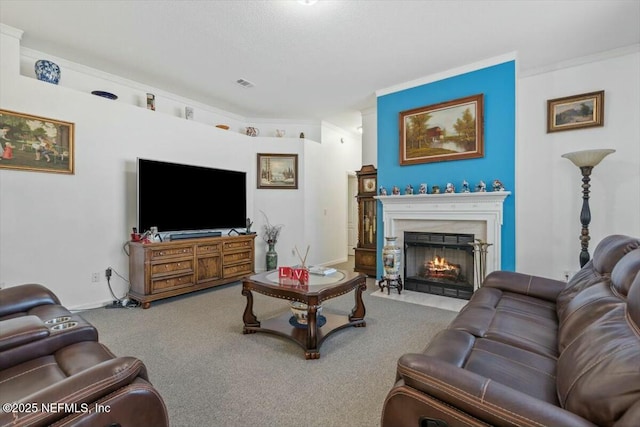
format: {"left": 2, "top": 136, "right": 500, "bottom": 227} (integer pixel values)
{"left": 376, "top": 60, "right": 516, "bottom": 276}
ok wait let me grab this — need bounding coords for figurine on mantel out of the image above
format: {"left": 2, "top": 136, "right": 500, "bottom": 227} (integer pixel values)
{"left": 432, "top": 185, "right": 441, "bottom": 194}
{"left": 476, "top": 180, "right": 487, "bottom": 192}
{"left": 405, "top": 184, "right": 414, "bottom": 195}
{"left": 379, "top": 186, "right": 387, "bottom": 196}
{"left": 418, "top": 183, "right": 428, "bottom": 194}
{"left": 445, "top": 183, "right": 455, "bottom": 193}
{"left": 492, "top": 179, "right": 506, "bottom": 191}
{"left": 392, "top": 186, "right": 400, "bottom": 195}
{"left": 461, "top": 180, "right": 471, "bottom": 193}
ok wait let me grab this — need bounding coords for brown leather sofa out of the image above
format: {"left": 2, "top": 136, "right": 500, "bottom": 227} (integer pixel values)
{"left": 0, "top": 283, "right": 169, "bottom": 427}
{"left": 381, "top": 234, "right": 640, "bottom": 427}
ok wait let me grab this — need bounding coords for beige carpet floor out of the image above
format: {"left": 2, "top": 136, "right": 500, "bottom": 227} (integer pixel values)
{"left": 78, "top": 258, "right": 458, "bottom": 427}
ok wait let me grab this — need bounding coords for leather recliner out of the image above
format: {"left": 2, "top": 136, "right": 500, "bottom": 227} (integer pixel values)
{"left": 0, "top": 283, "right": 169, "bottom": 427}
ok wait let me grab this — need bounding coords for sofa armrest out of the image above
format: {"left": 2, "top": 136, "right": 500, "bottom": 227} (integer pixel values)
{"left": 0, "top": 356, "right": 149, "bottom": 427}
{"left": 0, "top": 315, "right": 49, "bottom": 352}
{"left": 482, "top": 270, "right": 566, "bottom": 302}
{"left": 0, "top": 284, "right": 61, "bottom": 319}
{"left": 396, "top": 353, "right": 596, "bottom": 427}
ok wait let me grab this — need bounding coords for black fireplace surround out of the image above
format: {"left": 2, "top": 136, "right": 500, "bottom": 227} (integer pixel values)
{"left": 403, "top": 231, "right": 475, "bottom": 300}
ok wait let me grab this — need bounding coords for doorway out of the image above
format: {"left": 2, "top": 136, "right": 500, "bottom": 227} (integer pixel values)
{"left": 347, "top": 172, "right": 358, "bottom": 256}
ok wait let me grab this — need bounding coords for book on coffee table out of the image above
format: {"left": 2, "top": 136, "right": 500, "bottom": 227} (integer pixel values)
{"left": 309, "top": 266, "right": 337, "bottom": 276}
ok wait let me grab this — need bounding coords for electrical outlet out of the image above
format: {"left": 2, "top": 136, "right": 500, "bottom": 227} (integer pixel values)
{"left": 91, "top": 272, "right": 100, "bottom": 283}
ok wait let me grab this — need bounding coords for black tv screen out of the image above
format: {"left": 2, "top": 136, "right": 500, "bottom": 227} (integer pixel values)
{"left": 137, "top": 158, "right": 247, "bottom": 233}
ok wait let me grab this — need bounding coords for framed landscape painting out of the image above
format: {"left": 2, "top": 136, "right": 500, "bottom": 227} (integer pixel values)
{"left": 547, "top": 90, "right": 604, "bottom": 133}
{"left": 257, "top": 153, "right": 298, "bottom": 189}
{"left": 0, "top": 109, "right": 74, "bottom": 174}
{"left": 399, "top": 94, "right": 484, "bottom": 165}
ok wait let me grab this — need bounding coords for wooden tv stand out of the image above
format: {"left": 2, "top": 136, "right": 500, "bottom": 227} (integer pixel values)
{"left": 128, "top": 234, "right": 256, "bottom": 308}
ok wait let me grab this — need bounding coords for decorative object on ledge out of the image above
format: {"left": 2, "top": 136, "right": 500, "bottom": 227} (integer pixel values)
{"left": 562, "top": 148, "right": 615, "bottom": 267}
{"left": 475, "top": 180, "right": 486, "bottom": 192}
{"left": 469, "top": 239, "right": 493, "bottom": 288}
{"left": 405, "top": 184, "right": 413, "bottom": 195}
{"left": 461, "top": 180, "right": 471, "bottom": 193}
{"left": 547, "top": 90, "right": 604, "bottom": 133}
{"left": 445, "top": 183, "right": 455, "bottom": 193}
{"left": 185, "top": 106, "right": 194, "bottom": 120}
{"left": 146, "top": 93, "right": 155, "bottom": 111}
{"left": 431, "top": 185, "right": 440, "bottom": 194}
{"left": 492, "top": 179, "right": 506, "bottom": 191}
{"left": 91, "top": 90, "right": 118, "bottom": 100}
{"left": 257, "top": 153, "right": 298, "bottom": 189}
{"left": 34, "top": 59, "right": 61, "bottom": 84}
{"left": 299, "top": 132, "right": 305, "bottom": 138}
{"left": 0, "top": 109, "right": 74, "bottom": 175}
{"left": 418, "top": 183, "right": 427, "bottom": 194}
{"left": 379, "top": 186, "right": 387, "bottom": 196}
{"left": 245, "top": 127, "right": 259, "bottom": 137}
{"left": 399, "top": 93, "right": 484, "bottom": 165}
{"left": 215, "top": 124, "right": 230, "bottom": 130}
{"left": 275, "top": 129, "right": 286, "bottom": 137}
{"left": 392, "top": 186, "right": 400, "bottom": 195}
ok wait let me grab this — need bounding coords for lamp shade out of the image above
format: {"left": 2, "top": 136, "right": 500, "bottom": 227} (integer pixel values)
{"left": 562, "top": 149, "right": 615, "bottom": 167}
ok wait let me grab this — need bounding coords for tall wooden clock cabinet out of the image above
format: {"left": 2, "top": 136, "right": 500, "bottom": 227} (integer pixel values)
{"left": 354, "top": 165, "right": 377, "bottom": 276}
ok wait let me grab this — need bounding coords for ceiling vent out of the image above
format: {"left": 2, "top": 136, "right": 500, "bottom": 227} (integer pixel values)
{"left": 236, "top": 78, "right": 255, "bottom": 88}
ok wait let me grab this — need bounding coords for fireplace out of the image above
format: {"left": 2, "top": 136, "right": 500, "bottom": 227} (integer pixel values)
{"left": 376, "top": 191, "right": 510, "bottom": 295}
{"left": 404, "top": 231, "right": 475, "bottom": 300}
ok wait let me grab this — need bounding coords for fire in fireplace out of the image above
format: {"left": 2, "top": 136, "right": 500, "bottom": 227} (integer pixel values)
{"left": 404, "top": 231, "right": 475, "bottom": 300}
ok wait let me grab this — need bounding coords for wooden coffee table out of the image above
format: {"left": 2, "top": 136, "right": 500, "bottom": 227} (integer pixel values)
{"left": 242, "top": 269, "right": 367, "bottom": 359}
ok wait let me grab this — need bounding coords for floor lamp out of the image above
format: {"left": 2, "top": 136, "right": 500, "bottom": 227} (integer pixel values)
{"left": 562, "top": 148, "right": 615, "bottom": 268}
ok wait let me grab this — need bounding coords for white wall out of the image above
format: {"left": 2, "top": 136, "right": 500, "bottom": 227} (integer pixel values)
{"left": 516, "top": 48, "right": 640, "bottom": 278}
{"left": 0, "top": 27, "right": 362, "bottom": 309}
{"left": 303, "top": 122, "right": 362, "bottom": 267}
{"left": 361, "top": 107, "right": 377, "bottom": 167}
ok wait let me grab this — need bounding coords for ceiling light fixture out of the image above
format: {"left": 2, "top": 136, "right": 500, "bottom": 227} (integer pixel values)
{"left": 297, "top": 0, "right": 318, "bottom": 5}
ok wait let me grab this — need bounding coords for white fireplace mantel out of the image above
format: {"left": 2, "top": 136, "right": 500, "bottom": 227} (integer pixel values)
{"left": 375, "top": 191, "right": 511, "bottom": 286}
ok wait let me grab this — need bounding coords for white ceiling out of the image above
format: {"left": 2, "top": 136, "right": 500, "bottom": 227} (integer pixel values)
{"left": 1, "top": 0, "right": 639, "bottom": 132}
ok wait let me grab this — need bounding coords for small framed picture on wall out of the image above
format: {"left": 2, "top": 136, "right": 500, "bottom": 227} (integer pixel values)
{"left": 257, "top": 153, "right": 298, "bottom": 189}
{"left": 547, "top": 90, "right": 604, "bottom": 133}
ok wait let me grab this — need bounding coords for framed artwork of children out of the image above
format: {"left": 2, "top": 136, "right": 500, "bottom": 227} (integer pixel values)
{"left": 0, "top": 109, "right": 75, "bottom": 174}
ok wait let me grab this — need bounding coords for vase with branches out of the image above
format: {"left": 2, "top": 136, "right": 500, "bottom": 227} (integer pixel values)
{"left": 261, "top": 211, "right": 283, "bottom": 270}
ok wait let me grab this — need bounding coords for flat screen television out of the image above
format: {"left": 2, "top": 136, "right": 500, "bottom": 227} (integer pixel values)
{"left": 137, "top": 158, "right": 247, "bottom": 234}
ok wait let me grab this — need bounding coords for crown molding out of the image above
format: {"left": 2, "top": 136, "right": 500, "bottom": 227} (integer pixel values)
{"left": 376, "top": 52, "right": 517, "bottom": 97}
{"left": 0, "top": 23, "right": 24, "bottom": 39}
{"left": 519, "top": 44, "right": 640, "bottom": 78}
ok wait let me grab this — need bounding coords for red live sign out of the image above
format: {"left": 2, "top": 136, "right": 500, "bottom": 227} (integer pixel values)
{"left": 278, "top": 266, "right": 309, "bottom": 283}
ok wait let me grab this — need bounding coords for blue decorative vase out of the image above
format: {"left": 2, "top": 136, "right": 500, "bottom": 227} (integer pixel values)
{"left": 34, "top": 60, "right": 61, "bottom": 84}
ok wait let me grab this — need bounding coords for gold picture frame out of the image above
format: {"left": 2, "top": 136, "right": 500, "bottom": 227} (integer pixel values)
{"left": 257, "top": 153, "right": 298, "bottom": 189}
{"left": 399, "top": 94, "right": 484, "bottom": 165}
{"left": 547, "top": 90, "right": 604, "bottom": 133}
{"left": 0, "top": 109, "right": 74, "bottom": 174}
